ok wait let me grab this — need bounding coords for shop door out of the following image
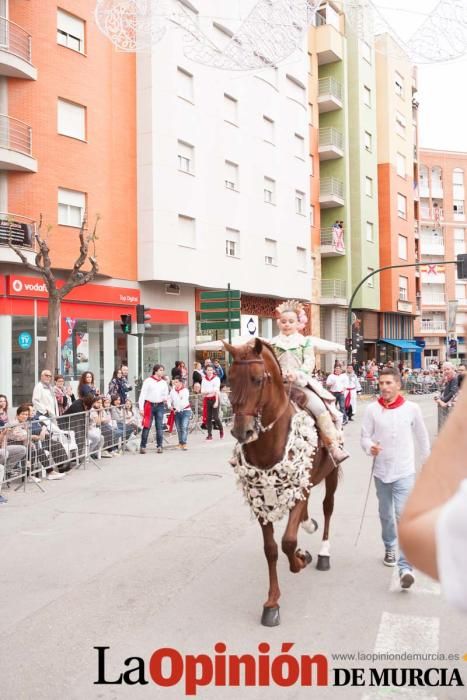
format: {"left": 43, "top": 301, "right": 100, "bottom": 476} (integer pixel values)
{"left": 36, "top": 336, "right": 48, "bottom": 381}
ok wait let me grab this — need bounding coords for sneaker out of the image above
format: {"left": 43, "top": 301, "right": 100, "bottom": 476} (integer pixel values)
{"left": 27, "top": 476, "right": 42, "bottom": 484}
{"left": 182, "top": 445, "right": 188, "bottom": 451}
{"left": 400, "top": 570, "right": 415, "bottom": 589}
{"left": 383, "top": 549, "right": 396, "bottom": 567}
{"left": 0, "top": 494, "right": 8, "bottom": 504}
{"left": 156, "top": 447, "right": 163, "bottom": 454}
{"left": 46, "top": 471, "right": 64, "bottom": 481}
{"left": 206, "top": 435, "right": 213, "bottom": 441}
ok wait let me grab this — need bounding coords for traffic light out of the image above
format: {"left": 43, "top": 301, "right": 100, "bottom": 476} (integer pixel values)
{"left": 120, "top": 314, "right": 132, "bottom": 335}
{"left": 136, "top": 304, "right": 151, "bottom": 334}
{"left": 457, "top": 253, "right": 467, "bottom": 279}
{"left": 345, "top": 338, "right": 353, "bottom": 352}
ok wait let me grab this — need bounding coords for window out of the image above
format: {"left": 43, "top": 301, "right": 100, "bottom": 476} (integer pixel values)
{"left": 178, "top": 215, "right": 196, "bottom": 247}
{"left": 453, "top": 168, "right": 464, "bottom": 186}
{"left": 395, "top": 111, "right": 406, "bottom": 137}
{"left": 456, "top": 283, "right": 466, "bottom": 302}
{"left": 295, "top": 190, "right": 305, "bottom": 214}
{"left": 286, "top": 75, "right": 306, "bottom": 105}
{"left": 264, "top": 177, "right": 276, "bottom": 204}
{"left": 225, "top": 161, "right": 239, "bottom": 190}
{"left": 177, "top": 67, "right": 194, "bottom": 103}
{"left": 453, "top": 200, "right": 465, "bottom": 220}
{"left": 177, "top": 141, "right": 194, "bottom": 174}
{"left": 58, "top": 188, "right": 85, "bottom": 227}
{"left": 397, "top": 193, "right": 407, "bottom": 219}
{"left": 297, "top": 247, "right": 307, "bottom": 272}
{"left": 395, "top": 72, "right": 404, "bottom": 98}
{"left": 264, "top": 238, "right": 277, "bottom": 266}
{"left": 294, "top": 133, "right": 305, "bottom": 159}
{"left": 57, "top": 9, "right": 85, "bottom": 53}
{"left": 454, "top": 228, "right": 465, "bottom": 255}
{"left": 399, "top": 276, "right": 408, "bottom": 300}
{"left": 263, "top": 115, "right": 275, "bottom": 144}
{"left": 364, "top": 131, "right": 372, "bottom": 152}
{"left": 57, "top": 99, "right": 86, "bottom": 140}
{"left": 363, "top": 85, "right": 372, "bottom": 107}
{"left": 225, "top": 228, "right": 240, "bottom": 257}
{"left": 367, "top": 268, "right": 375, "bottom": 288}
{"left": 366, "top": 221, "right": 374, "bottom": 242}
{"left": 398, "top": 234, "right": 408, "bottom": 260}
{"left": 365, "top": 176, "right": 373, "bottom": 197}
{"left": 396, "top": 152, "right": 406, "bottom": 178}
{"left": 224, "top": 93, "right": 238, "bottom": 125}
{"left": 362, "top": 42, "right": 372, "bottom": 64}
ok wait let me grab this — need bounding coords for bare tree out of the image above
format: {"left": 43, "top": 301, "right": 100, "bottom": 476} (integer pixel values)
{"left": 8, "top": 215, "right": 99, "bottom": 374}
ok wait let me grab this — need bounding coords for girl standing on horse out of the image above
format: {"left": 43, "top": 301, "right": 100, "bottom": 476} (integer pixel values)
{"left": 271, "top": 299, "right": 349, "bottom": 464}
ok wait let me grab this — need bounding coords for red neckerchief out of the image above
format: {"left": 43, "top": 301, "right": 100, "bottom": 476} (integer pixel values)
{"left": 205, "top": 376, "right": 215, "bottom": 382}
{"left": 175, "top": 387, "right": 183, "bottom": 393}
{"left": 378, "top": 395, "right": 405, "bottom": 410}
{"left": 150, "top": 376, "right": 162, "bottom": 382}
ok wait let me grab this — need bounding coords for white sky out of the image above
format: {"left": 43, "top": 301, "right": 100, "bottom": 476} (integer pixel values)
{"left": 367, "top": 0, "right": 467, "bottom": 151}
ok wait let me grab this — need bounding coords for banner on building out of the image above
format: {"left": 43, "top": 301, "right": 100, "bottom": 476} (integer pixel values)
{"left": 0, "top": 218, "right": 34, "bottom": 247}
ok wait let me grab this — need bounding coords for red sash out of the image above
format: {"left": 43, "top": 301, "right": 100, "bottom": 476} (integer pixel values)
{"left": 345, "top": 390, "right": 352, "bottom": 410}
{"left": 143, "top": 400, "right": 152, "bottom": 429}
{"left": 167, "top": 409, "right": 175, "bottom": 433}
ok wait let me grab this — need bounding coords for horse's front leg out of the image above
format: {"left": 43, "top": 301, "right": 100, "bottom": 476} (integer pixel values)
{"left": 282, "top": 500, "right": 312, "bottom": 573}
{"left": 317, "top": 465, "right": 339, "bottom": 571}
{"left": 260, "top": 522, "right": 281, "bottom": 627}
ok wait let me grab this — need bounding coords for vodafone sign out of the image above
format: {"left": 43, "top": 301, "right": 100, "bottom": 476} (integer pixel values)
{"left": 7, "top": 275, "right": 140, "bottom": 305}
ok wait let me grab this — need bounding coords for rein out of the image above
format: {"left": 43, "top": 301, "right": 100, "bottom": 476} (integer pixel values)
{"left": 231, "top": 357, "right": 292, "bottom": 433}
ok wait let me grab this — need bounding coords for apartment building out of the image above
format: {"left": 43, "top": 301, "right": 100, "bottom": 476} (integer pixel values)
{"left": 375, "top": 33, "right": 421, "bottom": 365}
{"left": 0, "top": 1, "right": 138, "bottom": 403}
{"left": 137, "top": 0, "right": 314, "bottom": 357}
{"left": 417, "top": 149, "right": 467, "bottom": 365}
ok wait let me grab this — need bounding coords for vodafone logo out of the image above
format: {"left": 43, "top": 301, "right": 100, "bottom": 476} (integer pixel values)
{"left": 12, "top": 279, "right": 23, "bottom": 293}
{"left": 9, "top": 277, "right": 48, "bottom": 296}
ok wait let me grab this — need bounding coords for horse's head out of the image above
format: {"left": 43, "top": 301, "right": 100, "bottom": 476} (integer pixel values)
{"left": 223, "top": 337, "right": 284, "bottom": 444}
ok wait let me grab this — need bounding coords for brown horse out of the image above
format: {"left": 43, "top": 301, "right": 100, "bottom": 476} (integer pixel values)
{"left": 224, "top": 337, "right": 339, "bottom": 627}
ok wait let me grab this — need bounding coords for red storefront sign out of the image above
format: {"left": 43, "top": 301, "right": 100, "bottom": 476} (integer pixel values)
{"left": 7, "top": 275, "right": 141, "bottom": 305}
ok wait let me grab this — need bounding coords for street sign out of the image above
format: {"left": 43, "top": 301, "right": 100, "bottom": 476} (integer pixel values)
{"left": 200, "top": 290, "right": 241, "bottom": 300}
{"left": 200, "top": 300, "right": 241, "bottom": 310}
{"left": 200, "top": 311, "right": 241, "bottom": 321}
{"left": 200, "top": 321, "right": 241, "bottom": 331}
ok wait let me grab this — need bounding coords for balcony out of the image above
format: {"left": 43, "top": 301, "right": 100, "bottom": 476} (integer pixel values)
{"left": 319, "top": 176, "right": 344, "bottom": 208}
{"left": 320, "top": 279, "right": 347, "bottom": 306}
{"left": 0, "top": 115, "right": 37, "bottom": 171}
{"left": 431, "top": 184, "right": 444, "bottom": 199}
{"left": 318, "top": 77, "right": 343, "bottom": 112}
{"left": 421, "top": 319, "right": 446, "bottom": 333}
{"left": 0, "top": 212, "right": 36, "bottom": 264}
{"left": 420, "top": 236, "right": 445, "bottom": 256}
{"left": 315, "top": 16, "right": 343, "bottom": 65}
{"left": 0, "top": 18, "right": 37, "bottom": 79}
{"left": 320, "top": 226, "right": 345, "bottom": 257}
{"left": 319, "top": 127, "right": 344, "bottom": 160}
{"left": 420, "top": 206, "right": 444, "bottom": 223}
{"left": 422, "top": 293, "right": 445, "bottom": 306}
{"left": 397, "top": 299, "right": 413, "bottom": 314}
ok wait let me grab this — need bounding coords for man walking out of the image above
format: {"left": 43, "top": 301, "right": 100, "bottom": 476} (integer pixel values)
{"left": 326, "top": 365, "right": 348, "bottom": 424}
{"left": 139, "top": 364, "right": 169, "bottom": 454}
{"left": 360, "top": 368, "right": 430, "bottom": 589}
{"left": 343, "top": 363, "right": 361, "bottom": 422}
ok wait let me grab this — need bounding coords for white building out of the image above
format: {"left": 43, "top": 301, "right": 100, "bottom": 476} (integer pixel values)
{"left": 137, "top": 0, "right": 313, "bottom": 350}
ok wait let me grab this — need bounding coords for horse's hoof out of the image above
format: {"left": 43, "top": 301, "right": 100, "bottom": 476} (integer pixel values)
{"left": 297, "top": 549, "right": 312, "bottom": 566}
{"left": 316, "top": 555, "right": 331, "bottom": 571}
{"left": 261, "top": 606, "right": 280, "bottom": 627}
{"left": 301, "top": 518, "right": 319, "bottom": 535}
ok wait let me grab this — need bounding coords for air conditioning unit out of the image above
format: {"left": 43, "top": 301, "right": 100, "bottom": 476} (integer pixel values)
{"left": 165, "top": 283, "right": 180, "bottom": 295}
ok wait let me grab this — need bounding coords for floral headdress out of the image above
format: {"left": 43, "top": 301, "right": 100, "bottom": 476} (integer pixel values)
{"left": 276, "top": 299, "right": 308, "bottom": 331}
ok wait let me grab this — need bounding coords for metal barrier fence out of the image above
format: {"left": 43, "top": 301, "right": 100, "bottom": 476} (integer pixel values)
{"left": 0, "top": 393, "right": 234, "bottom": 494}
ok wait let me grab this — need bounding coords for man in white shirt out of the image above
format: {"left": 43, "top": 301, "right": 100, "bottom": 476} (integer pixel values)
{"left": 201, "top": 365, "right": 223, "bottom": 440}
{"left": 32, "top": 370, "right": 59, "bottom": 417}
{"left": 361, "top": 368, "right": 430, "bottom": 589}
{"left": 139, "top": 364, "right": 169, "bottom": 454}
{"left": 343, "top": 364, "right": 361, "bottom": 421}
{"left": 326, "top": 365, "right": 348, "bottom": 424}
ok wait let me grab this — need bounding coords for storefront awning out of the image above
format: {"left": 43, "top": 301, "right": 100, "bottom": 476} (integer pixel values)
{"left": 381, "top": 339, "right": 421, "bottom": 353}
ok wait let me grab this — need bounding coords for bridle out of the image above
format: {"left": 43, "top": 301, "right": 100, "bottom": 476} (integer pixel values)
{"left": 230, "top": 358, "right": 292, "bottom": 434}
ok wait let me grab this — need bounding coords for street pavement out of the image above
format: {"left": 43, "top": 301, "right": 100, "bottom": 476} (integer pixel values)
{"left": 1, "top": 396, "right": 466, "bottom": 699}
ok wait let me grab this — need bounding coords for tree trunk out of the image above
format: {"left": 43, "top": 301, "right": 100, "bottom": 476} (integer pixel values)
{"left": 45, "top": 295, "right": 61, "bottom": 375}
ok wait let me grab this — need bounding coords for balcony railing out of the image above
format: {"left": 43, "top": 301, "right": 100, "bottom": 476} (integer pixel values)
{"left": 0, "top": 114, "right": 32, "bottom": 156}
{"left": 0, "top": 17, "right": 32, "bottom": 64}
{"left": 320, "top": 226, "right": 345, "bottom": 255}
{"left": 320, "top": 176, "right": 344, "bottom": 199}
{"left": 422, "top": 293, "right": 446, "bottom": 305}
{"left": 318, "top": 76, "right": 343, "bottom": 101}
{"left": 321, "top": 279, "right": 347, "bottom": 299}
{"left": 319, "top": 127, "right": 344, "bottom": 151}
{"left": 0, "top": 212, "right": 36, "bottom": 249}
{"left": 421, "top": 320, "right": 446, "bottom": 332}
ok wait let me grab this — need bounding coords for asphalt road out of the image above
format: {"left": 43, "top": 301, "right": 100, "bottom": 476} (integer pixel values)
{"left": 1, "top": 395, "right": 466, "bottom": 699}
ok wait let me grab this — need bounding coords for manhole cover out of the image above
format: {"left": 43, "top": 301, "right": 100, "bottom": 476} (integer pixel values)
{"left": 182, "top": 473, "right": 223, "bottom": 482}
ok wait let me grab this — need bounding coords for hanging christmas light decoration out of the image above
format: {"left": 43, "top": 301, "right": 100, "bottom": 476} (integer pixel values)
{"left": 94, "top": 0, "right": 320, "bottom": 70}
{"left": 342, "top": 0, "right": 467, "bottom": 64}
